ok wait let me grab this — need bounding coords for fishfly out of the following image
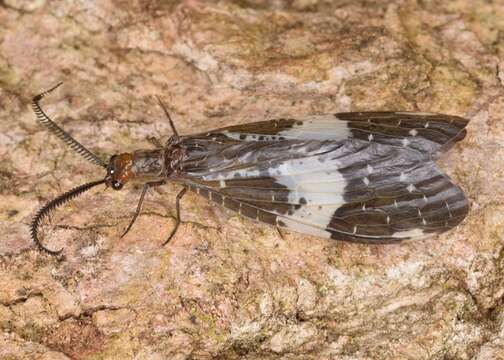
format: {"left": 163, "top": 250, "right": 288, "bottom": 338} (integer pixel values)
{"left": 31, "top": 83, "right": 469, "bottom": 255}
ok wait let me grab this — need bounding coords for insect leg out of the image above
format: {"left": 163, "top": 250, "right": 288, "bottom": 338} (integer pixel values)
{"left": 162, "top": 187, "right": 188, "bottom": 246}
{"left": 155, "top": 96, "right": 178, "bottom": 136}
{"left": 121, "top": 180, "right": 165, "bottom": 238}
{"left": 147, "top": 136, "right": 163, "bottom": 148}
{"left": 276, "top": 227, "right": 286, "bottom": 241}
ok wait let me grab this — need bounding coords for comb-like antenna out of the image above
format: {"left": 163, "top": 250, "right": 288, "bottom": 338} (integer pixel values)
{"left": 155, "top": 95, "right": 179, "bottom": 136}
{"left": 32, "top": 83, "right": 107, "bottom": 168}
{"left": 31, "top": 179, "right": 106, "bottom": 255}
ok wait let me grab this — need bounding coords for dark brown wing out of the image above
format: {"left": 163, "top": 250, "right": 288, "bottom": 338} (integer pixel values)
{"left": 203, "top": 111, "right": 468, "bottom": 156}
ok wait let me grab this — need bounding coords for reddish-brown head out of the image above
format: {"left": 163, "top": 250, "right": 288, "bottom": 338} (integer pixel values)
{"left": 106, "top": 153, "right": 134, "bottom": 190}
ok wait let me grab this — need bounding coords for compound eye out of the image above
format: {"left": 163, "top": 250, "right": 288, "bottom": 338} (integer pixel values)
{"left": 111, "top": 180, "right": 123, "bottom": 190}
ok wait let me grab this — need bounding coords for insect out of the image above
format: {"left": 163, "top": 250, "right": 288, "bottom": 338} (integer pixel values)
{"left": 31, "top": 83, "right": 470, "bottom": 255}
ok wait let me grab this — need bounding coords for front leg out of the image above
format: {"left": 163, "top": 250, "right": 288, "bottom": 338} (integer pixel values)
{"left": 121, "top": 180, "right": 166, "bottom": 238}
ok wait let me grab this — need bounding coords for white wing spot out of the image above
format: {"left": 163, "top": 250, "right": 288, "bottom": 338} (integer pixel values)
{"left": 368, "top": 134, "right": 374, "bottom": 141}
{"left": 279, "top": 115, "right": 351, "bottom": 141}
{"left": 402, "top": 138, "right": 410, "bottom": 146}
{"left": 423, "top": 195, "right": 428, "bottom": 203}
{"left": 399, "top": 172, "right": 407, "bottom": 182}
{"left": 362, "top": 203, "right": 366, "bottom": 210}
{"left": 353, "top": 225, "right": 357, "bottom": 234}
{"left": 363, "top": 177, "right": 370, "bottom": 186}
{"left": 397, "top": 119, "right": 402, "bottom": 126}
{"left": 219, "top": 180, "right": 226, "bottom": 188}
{"left": 366, "top": 164, "right": 374, "bottom": 174}
{"left": 424, "top": 122, "right": 430, "bottom": 128}
{"left": 273, "top": 154, "right": 347, "bottom": 239}
{"left": 422, "top": 218, "right": 427, "bottom": 225}
{"left": 409, "top": 129, "right": 418, "bottom": 136}
{"left": 386, "top": 215, "right": 390, "bottom": 224}
{"left": 407, "top": 184, "right": 416, "bottom": 193}
{"left": 445, "top": 201, "right": 453, "bottom": 218}
{"left": 417, "top": 208, "right": 422, "bottom": 217}
{"left": 391, "top": 228, "right": 426, "bottom": 239}
{"left": 394, "top": 200, "right": 398, "bottom": 208}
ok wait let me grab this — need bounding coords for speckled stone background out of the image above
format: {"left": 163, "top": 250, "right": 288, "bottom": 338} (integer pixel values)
{"left": 1, "top": 1, "right": 503, "bottom": 359}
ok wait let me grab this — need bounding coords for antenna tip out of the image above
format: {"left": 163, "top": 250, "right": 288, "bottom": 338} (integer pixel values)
{"left": 30, "top": 211, "right": 64, "bottom": 256}
{"left": 32, "top": 82, "right": 64, "bottom": 103}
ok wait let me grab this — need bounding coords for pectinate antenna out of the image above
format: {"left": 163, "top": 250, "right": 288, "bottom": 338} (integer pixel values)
{"left": 31, "top": 179, "right": 106, "bottom": 255}
{"left": 32, "top": 82, "right": 107, "bottom": 168}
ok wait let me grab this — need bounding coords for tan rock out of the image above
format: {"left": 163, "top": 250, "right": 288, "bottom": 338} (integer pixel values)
{"left": 1, "top": 0, "right": 503, "bottom": 358}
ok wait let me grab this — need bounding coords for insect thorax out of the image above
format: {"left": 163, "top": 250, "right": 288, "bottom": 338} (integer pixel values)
{"left": 130, "top": 149, "right": 167, "bottom": 180}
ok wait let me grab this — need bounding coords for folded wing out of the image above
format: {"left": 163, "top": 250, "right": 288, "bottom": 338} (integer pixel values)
{"left": 181, "top": 112, "right": 469, "bottom": 242}
{"left": 206, "top": 111, "right": 469, "bottom": 156}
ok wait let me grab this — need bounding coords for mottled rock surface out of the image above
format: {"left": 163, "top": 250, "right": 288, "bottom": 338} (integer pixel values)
{"left": 1, "top": 1, "right": 503, "bottom": 359}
